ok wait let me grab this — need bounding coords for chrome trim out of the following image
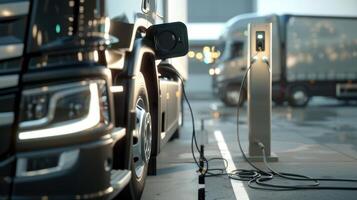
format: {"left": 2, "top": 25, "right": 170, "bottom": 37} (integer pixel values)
{"left": 161, "top": 132, "right": 166, "bottom": 140}
{"left": 20, "top": 84, "right": 89, "bottom": 128}
{"left": 0, "top": 44, "right": 24, "bottom": 60}
{"left": 76, "top": 187, "right": 114, "bottom": 200}
{"left": 0, "top": 112, "right": 14, "bottom": 126}
{"left": 141, "top": 0, "right": 150, "bottom": 13}
{"left": 106, "top": 54, "right": 125, "bottom": 70}
{"left": 22, "top": 81, "right": 86, "bottom": 95}
{"left": 110, "top": 85, "right": 124, "bottom": 93}
{"left": 111, "top": 127, "right": 126, "bottom": 141}
{"left": 16, "top": 150, "right": 79, "bottom": 177}
{"left": 128, "top": 18, "right": 152, "bottom": 51}
{"left": 0, "top": 1, "right": 30, "bottom": 18}
{"left": 0, "top": 74, "right": 18, "bottom": 89}
{"left": 18, "top": 82, "right": 102, "bottom": 140}
{"left": 111, "top": 170, "right": 131, "bottom": 192}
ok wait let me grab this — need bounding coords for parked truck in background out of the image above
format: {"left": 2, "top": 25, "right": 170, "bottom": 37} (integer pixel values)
{"left": 212, "top": 14, "right": 357, "bottom": 107}
{"left": 0, "top": 0, "right": 188, "bottom": 199}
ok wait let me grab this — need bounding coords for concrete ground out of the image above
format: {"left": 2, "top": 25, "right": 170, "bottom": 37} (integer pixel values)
{"left": 142, "top": 94, "right": 357, "bottom": 200}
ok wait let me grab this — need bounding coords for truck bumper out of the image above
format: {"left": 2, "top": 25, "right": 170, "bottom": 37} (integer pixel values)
{"left": 8, "top": 134, "right": 129, "bottom": 200}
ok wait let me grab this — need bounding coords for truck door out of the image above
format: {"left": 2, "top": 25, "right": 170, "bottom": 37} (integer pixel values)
{"left": 164, "top": 80, "right": 179, "bottom": 133}
{"left": 159, "top": 78, "right": 180, "bottom": 141}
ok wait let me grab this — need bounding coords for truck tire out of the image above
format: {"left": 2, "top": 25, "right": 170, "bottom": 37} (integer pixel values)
{"left": 221, "top": 85, "right": 246, "bottom": 107}
{"left": 288, "top": 86, "right": 310, "bottom": 107}
{"left": 120, "top": 72, "right": 152, "bottom": 200}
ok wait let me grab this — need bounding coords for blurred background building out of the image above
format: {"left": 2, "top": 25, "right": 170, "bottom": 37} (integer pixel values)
{"left": 186, "top": 0, "right": 253, "bottom": 96}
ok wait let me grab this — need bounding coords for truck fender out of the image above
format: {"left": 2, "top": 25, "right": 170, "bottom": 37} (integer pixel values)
{"left": 123, "top": 38, "right": 161, "bottom": 169}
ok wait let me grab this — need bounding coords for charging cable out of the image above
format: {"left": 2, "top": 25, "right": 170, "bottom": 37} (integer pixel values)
{"left": 233, "top": 53, "right": 357, "bottom": 190}
{"left": 158, "top": 64, "right": 228, "bottom": 177}
{"left": 159, "top": 58, "right": 357, "bottom": 191}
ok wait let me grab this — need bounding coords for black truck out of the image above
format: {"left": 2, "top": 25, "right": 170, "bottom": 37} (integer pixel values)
{"left": 0, "top": 0, "right": 188, "bottom": 199}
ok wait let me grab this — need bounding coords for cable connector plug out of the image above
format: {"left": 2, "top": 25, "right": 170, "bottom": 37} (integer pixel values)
{"left": 257, "top": 142, "right": 265, "bottom": 150}
{"left": 262, "top": 56, "right": 269, "bottom": 64}
{"left": 197, "top": 167, "right": 207, "bottom": 174}
{"left": 251, "top": 55, "right": 258, "bottom": 64}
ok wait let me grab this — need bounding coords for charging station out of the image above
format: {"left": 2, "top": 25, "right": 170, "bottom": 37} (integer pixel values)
{"left": 247, "top": 23, "right": 278, "bottom": 162}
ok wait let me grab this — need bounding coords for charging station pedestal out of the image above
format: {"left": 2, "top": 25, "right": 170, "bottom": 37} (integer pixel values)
{"left": 247, "top": 23, "right": 278, "bottom": 162}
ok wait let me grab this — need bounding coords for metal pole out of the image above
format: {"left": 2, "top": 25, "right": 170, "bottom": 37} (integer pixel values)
{"left": 247, "top": 23, "right": 278, "bottom": 162}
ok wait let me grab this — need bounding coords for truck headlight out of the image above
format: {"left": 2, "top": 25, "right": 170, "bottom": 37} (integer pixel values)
{"left": 214, "top": 68, "right": 221, "bottom": 75}
{"left": 209, "top": 68, "right": 215, "bottom": 76}
{"left": 18, "top": 80, "right": 109, "bottom": 140}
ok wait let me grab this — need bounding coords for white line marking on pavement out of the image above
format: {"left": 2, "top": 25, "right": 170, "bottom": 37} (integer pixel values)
{"left": 214, "top": 130, "right": 250, "bottom": 200}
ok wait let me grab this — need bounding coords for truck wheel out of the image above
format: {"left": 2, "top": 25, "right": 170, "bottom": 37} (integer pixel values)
{"left": 288, "top": 86, "right": 310, "bottom": 107}
{"left": 222, "top": 85, "right": 246, "bottom": 107}
{"left": 121, "top": 72, "right": 152, "bottom": 200}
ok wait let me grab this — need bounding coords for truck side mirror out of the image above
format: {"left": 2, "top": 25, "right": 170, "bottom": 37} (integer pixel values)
{"left": 147, "top": 22, "right": 189, "bottom": 60}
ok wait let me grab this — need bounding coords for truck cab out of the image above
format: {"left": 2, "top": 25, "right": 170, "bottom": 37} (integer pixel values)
{"left": 0, "top": 0, "right": 188, "bottom": 199}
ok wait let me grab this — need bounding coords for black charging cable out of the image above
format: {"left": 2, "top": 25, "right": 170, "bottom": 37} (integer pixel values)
{"left": 158, "top": 64, "right": 228, "bottom": 177}
{"left": 159, "top": 59, "right": 357, "bottom": 191}
{"left": 232, "top": 54, "right": 357, "bottom": 190}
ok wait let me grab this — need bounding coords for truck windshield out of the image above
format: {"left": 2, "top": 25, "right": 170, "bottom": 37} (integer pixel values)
{"left": 220, "top": 41, "right": 244, "bottom": 62}
{"left": 28, "top": 0, "right": 105, "bottom": 52}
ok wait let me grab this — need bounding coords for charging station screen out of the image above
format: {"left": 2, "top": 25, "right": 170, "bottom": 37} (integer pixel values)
{"left": 256, "top": 31, "right": 265, "bottom": 51}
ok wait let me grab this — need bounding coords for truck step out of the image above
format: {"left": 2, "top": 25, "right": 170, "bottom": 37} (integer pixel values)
{"left": 110, "top": 169, "right": 131, "bottom": 192}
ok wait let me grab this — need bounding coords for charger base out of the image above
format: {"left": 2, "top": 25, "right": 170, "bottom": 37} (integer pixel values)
{"left": 245, "top": 152, "right": 279, "bottom": 163}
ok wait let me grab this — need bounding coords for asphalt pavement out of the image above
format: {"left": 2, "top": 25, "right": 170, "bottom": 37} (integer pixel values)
{"left": 142, "top": 94, "right": 357, "bottom": 200}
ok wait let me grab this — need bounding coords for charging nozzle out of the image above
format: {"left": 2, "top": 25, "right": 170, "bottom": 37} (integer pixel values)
{"left": 251, "top": 55, "right": 259, "bottom": 64}
{"left": 262, "top": 55, "right": 269, "bottom": 64}
{"left": 257, "top": 142, "right": 265, "bottom": 150}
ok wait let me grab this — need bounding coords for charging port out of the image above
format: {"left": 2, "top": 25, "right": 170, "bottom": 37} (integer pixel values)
{"left": 256, "top": 31, "right": 265, "bottom": 51}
